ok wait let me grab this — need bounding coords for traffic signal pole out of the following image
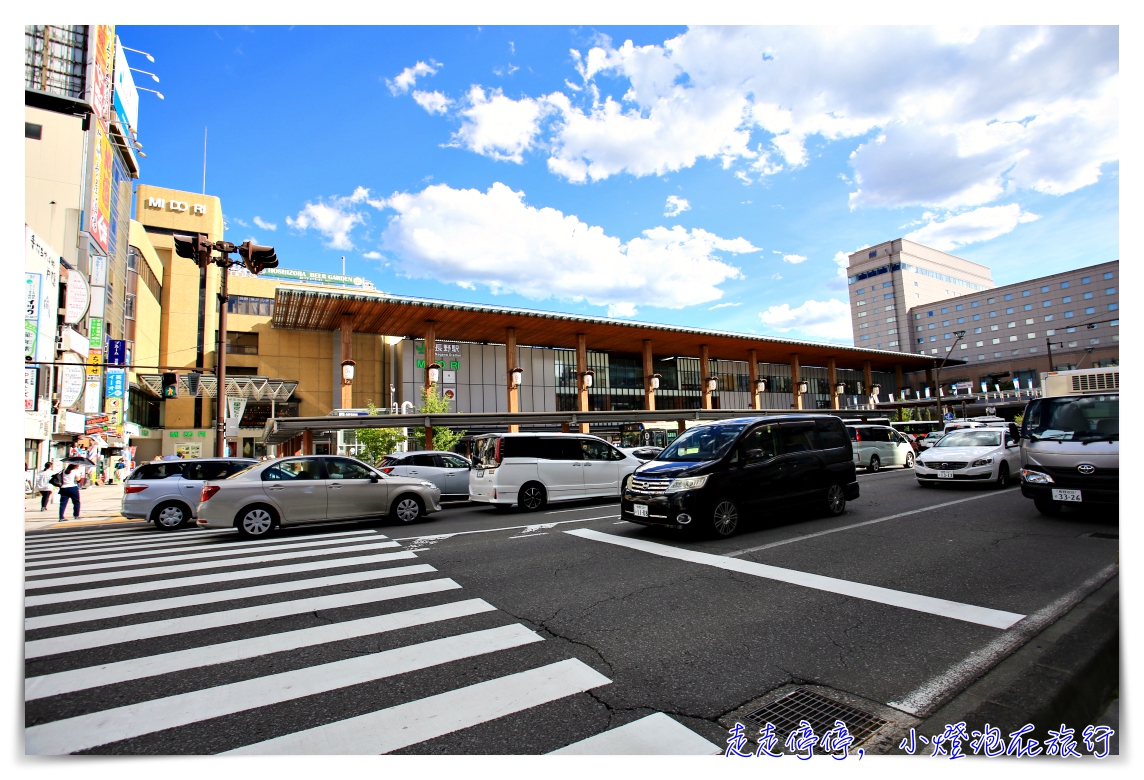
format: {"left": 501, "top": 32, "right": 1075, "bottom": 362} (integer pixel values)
{"left": 215, "top": 264, "right": 229, "bottom": 456}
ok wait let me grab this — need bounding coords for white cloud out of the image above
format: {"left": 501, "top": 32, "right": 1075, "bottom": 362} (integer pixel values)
{"left": 452, "top": 86, "right": 547, "bottom": 163}
{"left": 782, "top": 254, "right": 807, "bottom": 264}
{"left": 362, "top": 251, "right": 382, "bottom": 259}
{"left": 759, "top": 298, "right": 853, "bottom": 342}
{"left": 387, "top": 60, "right": 439, "bottom": 95}
{"left": 413, "top": 90, "right": 452, "bottom": 114}
{"left": 285, "top": 188, "right": 383, "bottom": 249}
{"left": 827, "top": 250, "right": 852, "bottom": 291}
{"left": 252, "top": 216, "right": 277, "bottom": 231}
{"left": 664, "top": 195, "right": 690, "bottom": 217}
{"left": 709, "top": 302, "right": 741, "bottom": 309}
{"left": 378, "top": 182, "right": 758, "bottom": 311}
{"left": 232, "top": 217, "right": 248, "bottom": 228}
{"left": 905, "top": 204, "right": 1039, "bottom": 250}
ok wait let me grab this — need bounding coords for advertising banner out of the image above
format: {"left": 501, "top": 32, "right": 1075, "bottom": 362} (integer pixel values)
{"left": 61, "top": 365, "right": 86, "bottom": 408}
{"left": 112, "top": 37, "right": 139, "bottom": 134}
{"left": 61, "top": 327, "right": 90, "bottom": 358}
{"left": 84, "top": 380, "right": 101, "bottom": 413}
{"left": 90, "top": 255, "right": 108, "bottom": 287}
{"left": 25, "top": 272, "right": 40, "bottom": 360}
{"left": 106, "top": 368, "right": 126, "bottom": 398}
{"left": 88, "top": 317, "right": 104, "bottom": 349}
{"left": 87, "top": 349, "right": 103, "bottom": 375}
{"left": 65, "top": 269, "right": 90, "bottom": 324}
{"left": 25, "top": 227, "right": 61, "bottom": 364}
{"left": 64, "top": 411, "right": 86, "bottom": 435}
{"left": 88, "top": 121, "right": 113, "bottom": 253}
{"left": 89, "top": 25, "right": 115, "bottom": 124}
{"left": 225, "top": 397, "right": 248, "bottom": 437}
{"left": 25, "top": 368, "right": 38, "bottom": 412}
{"left": 107, "top": 339, "right": 126, "bottom": 366}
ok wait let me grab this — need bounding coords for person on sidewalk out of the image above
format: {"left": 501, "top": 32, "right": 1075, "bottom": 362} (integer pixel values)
{"left": 34, "top": 462, "right": 55, "bottom": 511}
{"left": 58, "top": 464, "right": 81, "bottom": 521}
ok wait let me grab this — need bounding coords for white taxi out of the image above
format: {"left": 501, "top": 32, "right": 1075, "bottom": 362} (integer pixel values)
{"left": 915, "top": 428, "right": 1020, "bottom": 488}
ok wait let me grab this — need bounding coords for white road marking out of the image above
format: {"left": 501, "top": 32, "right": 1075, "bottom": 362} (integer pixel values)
{"left": 727, "top": 492, "right": 1001, "bottom": 557}
{"left": 25, "top": 533, "right": 392, "bottom": 576}
{"left": 26, "top": 623, "right": 543, "bottom": 755}
{"left": 25, "top": 529, "right": 237, "bottom": 554}
{"left": 24, "top": 550, "right": 419, "bottom": 607}
{"left": 887, "top": 564, "right": 1118, "bottom": 717}
{"left": 566, "top": 529, "right": 1026, "bottom": 629}
{"left": 25, "top": 578, "right": 461, "bottom": 658}
{"left": 25, "top": 598, "right": 497, "bottom": 701}
{"left": 508, "top": 533, "right": 549, "bottom": 539}
{"left": 391, "top": 515, "right": 619, "bottom": 543}
{"left": 26, "top": 526, "right": 160, "bottom": 543}
{"left": 549, "top": 712, "right": 721, "bottom": 755}
{"left": 544, "top": 504, "right": 619, "bottom": 515}
{"left": 226, "top": 658, "right": 611, "bottom": 755}
{"left": 25, "top": 564, "right": 437, "bottom": 630}
{"left": 24, "top": 540, "right": 401, "bottom": 591}
{"left": 24, "top": 526, "right": 379, "bottom": 555}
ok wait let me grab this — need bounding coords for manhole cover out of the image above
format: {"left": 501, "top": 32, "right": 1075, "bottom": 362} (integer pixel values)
{"left": 744, "top": 688, "right": 888, "bottom": 744}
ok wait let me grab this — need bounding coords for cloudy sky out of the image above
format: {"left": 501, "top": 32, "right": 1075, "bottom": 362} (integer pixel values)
{"left": 118, "top": 25, "right": 1119, "bottom": 343}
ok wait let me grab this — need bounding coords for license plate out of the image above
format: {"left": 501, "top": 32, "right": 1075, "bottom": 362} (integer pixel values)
{"left": 937, "top": 471, "right": 955, "bottom": 479}
{"left": 1052, "top": 488, "right": 1082, "bottom": 502}
{"left": 633, "top": 503, "right": 649, "bottom": 517}
{"left": 475, "top": 469, "right": 484, "bottom": 478}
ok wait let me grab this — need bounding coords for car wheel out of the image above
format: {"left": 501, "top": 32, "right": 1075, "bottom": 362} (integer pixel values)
{"left": 1034, "top": 497, "right": 1062, "bottom": 516}
{"left": 390, "top": 494, "right": 424, "bottom": 524}
{"left": 995, "top": 462, "right": 1010, "bottom": 488}
{"left": 235, "top": 505, "right": 277, "bottom": 539}
{"left": 824, "top": 483, "right": 846, "bottom": 516}
{"left": 519, "top": 482, "right": 547, "bottom": 512}
{"left": 867, "top": 455, "right": 881, "bottom": 473}
{"left": 711, "top": 499, "right": 740, "bottom": 538}
{"left": 904, "top": 452, "right": 915, "bottom": 469}
{"left": 619, "top": 473, "right": 632, "bottom": 496}
{"left": 152, "top": 501, "right": 190, "bottom": 531}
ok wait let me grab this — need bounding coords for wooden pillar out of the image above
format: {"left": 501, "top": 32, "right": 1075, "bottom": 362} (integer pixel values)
{"left": 700, "top": 344, "right": 712, "bottom": 410}
{"left": 339, "top": 313, "right": 354, "bottom": 410}
{"left": 576, "top": 334, "right": 590, "bottom": 433}
{"left": 894, "top": 363, "right": 904, "bottom": 396}
{"left": 677, "top": 420, "right": 687, "bottom": 435}
{"left": 791, "top": 353, "right": 803, "bottom": 410}
{"left": 863, "top": 360, "right": 873, "bottom": 396}
{"left": 423, "top": 322, "right": 435, "bottom": 450}
{"left": 828, "top": 356, "right": 840, "bottom": 410}
{"left": 643, "top": 339, "right": 655, "bottom": 411}
{"left": 506, "top": 327, "right": 520, "bottom": 433}
{"left": 748, "top": 349, "right": 760, "bottom": 410}
{"left": 302, "top": 429, "right": 313, "bottom": 456}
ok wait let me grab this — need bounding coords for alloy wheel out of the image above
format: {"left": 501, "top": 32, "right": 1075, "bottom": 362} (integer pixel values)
{"left": 241, "top": 508, "right": 273, "bottom": 536}
{"left": 868, "top": 456, "right": 881, "bottom": 473}
{"left": 712, "top": 500, "right": 739, "bottom": 537}
{"left": 996, "top": 462, "right": 1010, "bottom": 488}
{"left": 394, "top": 498, "right": 421, "bottom": 523}
{"left": 826, "top": 484, "right": 846, "bottom": 515}
{"left": 904, "top": 453, "right": 915, "bottom": 469}
{"left": 521, "top": 485, "right": 545, "bottom": 511}
{"left": 156, "top": 504, "right": 185, "bottom": 528}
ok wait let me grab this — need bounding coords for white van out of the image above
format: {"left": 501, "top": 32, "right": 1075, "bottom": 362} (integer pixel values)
{"left": 846, "top": 424, "right": 915, "bottom": 472}
{"left": 470, "top": 433, "right": 641, "bottom": 511}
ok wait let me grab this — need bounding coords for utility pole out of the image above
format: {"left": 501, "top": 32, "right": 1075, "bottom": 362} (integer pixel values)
{"left": 933, "top": 330, "right": 966, "bottom": 423}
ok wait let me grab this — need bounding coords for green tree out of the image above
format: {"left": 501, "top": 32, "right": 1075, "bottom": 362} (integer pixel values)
{"left": 413, "top": 385, "right": 466, "bottom": 453}
{"left": 354, "top": 401, "right": 407, "bottom": 464}
{"left": 899, "top": 406, "right": 914, "bottom": 422}
{"left": 1013, "top": 412, "right": 1024, "bottom": 427}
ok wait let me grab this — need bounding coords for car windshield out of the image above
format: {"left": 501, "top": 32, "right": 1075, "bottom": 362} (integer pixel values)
{"left": 1023, "top": 395, "right": 1119, "bottom": 441}
{"left": 936, "top": 430, "right": 1001, "bottom": 448}
{"left": 227, "top": 463, "right": 258, "bottom": 479}
{"left": 657, "top": 423, "right": 746, "bottom": 462}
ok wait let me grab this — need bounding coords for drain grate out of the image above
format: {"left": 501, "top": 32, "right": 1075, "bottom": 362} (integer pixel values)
{"left": 744, "top": 688, "right": 888, "bottom": 744}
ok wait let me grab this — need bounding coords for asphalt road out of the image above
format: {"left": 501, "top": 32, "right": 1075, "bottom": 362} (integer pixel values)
{"left": 23, "top": 467, "right": 1119, "bottom": 755}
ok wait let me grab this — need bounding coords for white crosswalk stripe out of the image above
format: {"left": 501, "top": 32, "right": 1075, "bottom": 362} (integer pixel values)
{"left": 26, "top": 528, "right": 237, "bottom": 554}
{"left": 26, "top": 526, "right": 158, "bottom": 542}
{"left": 549, "top": 713, "right": 721, "bottom": 754}
{"left": 23, "top": 524, "right": 618, "bottom": 755}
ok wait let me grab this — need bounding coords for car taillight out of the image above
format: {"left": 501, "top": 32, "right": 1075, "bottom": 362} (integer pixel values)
{"left": 380, "top": 467, "right": 395, "bottom": 474}
{"left": 495, "top": 437, "right": 503, "bottom": 464}
{"left": 124, "top": 485, "right": 148, "bottom": 494}
{"left": 201, "top": 485, "right": 221, "bottom": 502}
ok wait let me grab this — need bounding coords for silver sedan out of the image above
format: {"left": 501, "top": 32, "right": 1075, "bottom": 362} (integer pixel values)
{"left": 195, "top": 455, "right": 442, "bottom": 538}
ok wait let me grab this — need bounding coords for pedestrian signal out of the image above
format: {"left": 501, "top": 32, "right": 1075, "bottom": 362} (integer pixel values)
{"left": 161, "top": 373, "right": 178, "bottom": 398}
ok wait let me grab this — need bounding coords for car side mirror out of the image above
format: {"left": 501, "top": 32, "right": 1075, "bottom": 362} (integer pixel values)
{"left": 370, "top": 475, "right": 379, "bottom": 482}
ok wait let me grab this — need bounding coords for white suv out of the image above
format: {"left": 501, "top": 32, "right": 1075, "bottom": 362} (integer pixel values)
{"left": 469, "top": 433, "right": 641, "bottom": 511}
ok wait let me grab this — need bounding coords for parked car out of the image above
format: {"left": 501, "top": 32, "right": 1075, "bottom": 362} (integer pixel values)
{"left": 377, "top": 451, "right": 472, "bottom": 500}
{"left": 470, "top": 433, "right": 641, "bottom": 511}
{"left": 622, "top": 415, "right": 858, "bottom": 538}
{"left": 846, "top": 424, "right": 915, "bottom": 472}
{"left": 918, "top": 432, "right": 946, "bottom": 451}
{"left": 195, "top": 455, "right": 442, "bottom": 538}
{"left": 122, "top": 457, "right": 257, "bottom": 530}
{"left": 915, "top": 428, "right": 1020, "bottom": 488}
{"left": 620, "top": 446, "right": 664, "bottom": 463}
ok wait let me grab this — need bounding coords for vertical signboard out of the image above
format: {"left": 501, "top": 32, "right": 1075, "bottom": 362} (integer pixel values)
{"left": 107, "top": 339, "right": 126, "bottom": 365}
{"left": 89, "top": 25, "right": 115, "bottom": 124}
{"left": 90, "top": 255, "right": 108, "bottom": 287}
{"left": 60, "top": 364, "right": 87, "bottom": 409}
{"left": 65, "top": 269, "right": 90, "bottom": 324}
{"left": 88, "top": 317, "right": 104, "bottom": 350}
{"left": 84, "top": 380, "right": 102, "bottom": 413}
{"left": 112, "top": 37, "right": 140, "bottom": 134}
{"left": 25, "top": 273, "right": 40, "bottom": 360}
{"left": 88, "top": 121, "right": 113, "bottom": 253}
{"left": 25, "top": 368, "right": 38, "bottom": 412}
{"left": 105, "top": 368, "right": 126, "bottom": 398}
{"left": 25, "top": 227, "right": 60, "bottom": 364}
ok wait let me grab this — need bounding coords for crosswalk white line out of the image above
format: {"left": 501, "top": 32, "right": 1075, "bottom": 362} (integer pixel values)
{"left": 26, "top": 623, "right": 543, "bottom": 755}
{"left": 26, "top": 533, "right": 393, "bottom": 576}
{"left": 26, "top": 578, "right": 462, "bottom": 658}
{"left": 566, "top": 528, "right": 1027, "bottom": 629}
{"left": 26, "top": 563, "right": 437, "bottom": 630}
{"left": 26, "top": 526, "right": 158, "bottom": 543}
{"left": 549, "top": 713, "right": 721, "bottom": 755}
{"left": 25, "top": 540, "right": 402, "bottom": 591}
{"left": 25, "top": 529, "right": 236, "bottom": 554}
{"left": 25, "top": 528, "right": 377, "bottom": 560}
{"left": 24, "top": 550, "right": 419, "bottom": 607}
{"left": 227, "top": 657, "right": 612, "bottom": 755}
{"left": 25, "top": 598, "right": 497, "bottom": 701}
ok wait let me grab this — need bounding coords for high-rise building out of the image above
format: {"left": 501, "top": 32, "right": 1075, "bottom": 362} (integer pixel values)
{"left": 846, "top": 239, "right": 994, "bottom": 352}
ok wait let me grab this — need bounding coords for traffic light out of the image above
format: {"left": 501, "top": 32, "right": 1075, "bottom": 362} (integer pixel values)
{"left": 161, "top": 372, "right": 178, "bottom": 398}
{"left": 238, "top": 241, "right": 278, "bottom": 275}
{"left": 173, "top": 234, "right": 214, "bottom": 268}
{"left": 186, "top": 371, "right": 202, "bottom": 397}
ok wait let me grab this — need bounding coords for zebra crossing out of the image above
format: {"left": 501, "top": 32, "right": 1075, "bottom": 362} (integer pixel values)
{"left": 24, "top": 523, "right": 717, "bottom": 755}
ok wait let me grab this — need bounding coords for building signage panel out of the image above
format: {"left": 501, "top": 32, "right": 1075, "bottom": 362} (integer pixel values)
{"left": 89, "top": 25, "right": 116, "bottom": 123}
{"left": 25, "top": 368, "right": 38, "bottom": 412}
{"left": 88, "top": 287, "right": 106, "bottom": 319}
{"left": 89, "top": 318, "right": 104, "bottom": 348}
{"left": 87, "top": 349, "right": 103, "bottom": 375}
{"left": 84, "top": 380, "right": 102, "bottom": 413}
{"left": 90, "top": 255, "right": 108, "bottom": 287}
{"left": 107, "top": 339, "right": 126, "bottom": 366}
{"left": 112, "top": 36, "right": 139, "bottom": 133}
{"left": 60, "top": 365, "right": 86, "bottom": 408}
{"left": 106, "top": 368, "right": 126, "bottom": 398}
{"left": 25, "top": 273, "right": 40, "bottom": 360}
{"left": 25, "top": 227, "right": 61, "bottom": 364}
{"left": 65, "top": 269, "right": 90, "bottom": 324}
{"left": 64, "top": 411, "right": 86, "bottom": 435}
{"left": 88, "top": 121, "right": 114, "bottom": 253}
{"left": 236, "top": 267, "right": 374, "bottom": 289}
{"left": 61, "top": 327, "right": 90, "bottom": 358}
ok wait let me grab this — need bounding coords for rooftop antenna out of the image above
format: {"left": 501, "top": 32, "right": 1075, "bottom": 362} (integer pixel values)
{"left": 202, "top": 126, "right": 207, "bottom": 194}
{"left": 341, "top": 255, "right": 345, "bottom": 275}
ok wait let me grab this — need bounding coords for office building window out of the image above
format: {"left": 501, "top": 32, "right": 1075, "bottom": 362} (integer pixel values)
{"left": 883, "top": 281, "right": 892, "bottom": 288}
{"left": 987, "top": 297, "right": 995, "bottom": 303}
{"left": 992, "top": 338, "right": 1000, "bottom": 344}
{"left": 1040, "top": 286, "right": 1050, "bottom": 293}
{"left": 1006, "top": 307, "right": 1015, "bottom": 314}
{"left": 888, "top": 341, "right": 898, "bottom": 346}
{"left": 1044, "top": 314, "right": 1054, "bottom": 321}
{"left": 1023, "top": 304, "right": 1032, "bottom": 311}
{"left": 1085, "top": 307, "right": 1095, "bottom": 314}
{"left": 857, "top": 311, "right": 867, "bottom": 318}
{"left": 929, "top": 336, "right": 936, "bottom": 341}
{"left": 974, "top": 327, "right": 982, "bottom": 333}
{"left": 1047, "top": 329, "right": 1056, "bottom": 336}
{"left": 917, "top": 338, "right": 924, "bottom": 344}
{"left": 1029, "top": 347, "right": 1037, "bottom": 353}
{"left": 994, "top": 352, "right": 1002, "bottom": 358}
{"left": 1025, "top": 318, "right": 1034, "bottom": 325}
{"left": 1042, "top": 300, "right": 1052, "bottom": 307}
{"left": 226, "top": 332, "right": 259, "bottom": 355}
{"left": 1062, "top": 296, "right": 1072, "bottom": 303}
{"left": 1108, "top": 303, "right": 1118, "bottom": 311}
{"left": 1027, "top": 333, "right": 1036, "bottom": 339}
{"left": 959, "top": 343, "right": 967, "bottom": 349}
{"left": 1011, "top": 349, "right": 1020, "bottom": 355}
{"left": 1009, "top": 336, "right": 1017, "bottom": 342}
{"left": 856, "top": 299, "right": 866, "bottom": 306}
{"left": 977, "top": 355, "right": 985, "bottom": 360}
{"left": 1022, "top": 290, "right": 1031, "bottom": 297}
{"left": 1007, "top": 322, "right": 1016, "bottom": 328}
{"left": 227, "top": 295, "right": 275, "bottom": 316}
{"left": 855, "top": 288, "right": 865, "bottom": 294}
{"left": 944, "top": 333, "right": 951, "bottom": 339}
{"left": 955, "top": 304, "right": 963, "bottom": 311}
{"left": 1103, "top": 272, "right": 1114, "bottom": 280}
{"left": 941, "top": 308, "right": 948, "bottom": 314}
{"left": 125, "top": 293, "right": 136, "bottom": 320}
{"left": 1106, "top": 287, "right": 1116, "bottom": 295}
{"left": 928, "top": 323, "right": 935, "bottom": 329}
{"left": 884, "top": 294, "right": 893, "bottom": 300}
{"left": 975, "top": 341, "right": 983, "bottom": 347}
{"left": 989, "top": 311, "right": 997, "bottom": 317}
{"left": 860, "top": 335, "right": 869, "bottom": 340}
{"left": 25, "top": 122, "right": 42, "bottom": 139}
{"left": 1064, "top": 311, "right": 1074, "bottom": 318}
{"left": 990, "top": 324, "right": 999, "bottom": 331}
{"left": 972, "top": 314, "right": 980, "bottom": 320}
{"left": 942, "top": 320, "right": 950, "bottom": 326}
{"left": 1066, "top": 327, "right": 1076, "bottom": 333}
{"left": 1083, "top": 292, "right": 1093, "bottom": 299}
{"left": 1068, "top": 341, "right": 1077, "bottom": 347}
{"left": 1090, "top": 338, "right": 1099, "bottom": 345}
{"left": 1110, "top": 319, "right": 1119, "bottom": 327}
{"left": 971, "top": 301, "right": 979, "bottom": 308}
{"left": 1004, "top": 294, "right": 1013, "bottom": 300}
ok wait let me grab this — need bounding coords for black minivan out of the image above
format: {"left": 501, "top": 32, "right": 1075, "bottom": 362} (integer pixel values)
{"left": 621, "top": 415, "right": 859, "bottom": 537}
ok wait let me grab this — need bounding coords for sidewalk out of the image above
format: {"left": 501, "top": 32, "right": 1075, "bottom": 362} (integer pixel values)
{"left": 24, "top": 483, "right": 144, "bottom": 532}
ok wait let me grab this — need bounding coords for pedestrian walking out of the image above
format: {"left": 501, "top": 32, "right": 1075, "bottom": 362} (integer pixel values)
{"left": 57, "top": 464, "right": 81, "bottom": 521}
{"left": 34, "top": 461, "right": 55, "bottom": 511}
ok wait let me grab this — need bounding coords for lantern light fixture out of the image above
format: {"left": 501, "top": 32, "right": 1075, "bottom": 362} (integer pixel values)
{"left": 834, "top": 383, "right": 845, "bottom": 395}
{"left": 341, "top": 359, "right": 356, "bottom": 383}
{"left": 510, "top": 366, "right": 524, "bottom": 387}
{"left": 706, "top": 376, "right": 718, "bottom": 392}
{"left": 582, "top": 369, "right": 595, "bottom": 389}
{"left": 649, "top": 373, "right": 662, "bottom": 390}
{"left": 871, "top": 384, "right": 882, "bottom": 397}
{"left": 797, "top": 381, "right": 809, "bottom": 394}
{"left": 426, "top": 362, "right": 442, "bottom": 384}
{"left": 755, "top": 378, "right": 767, "bottom": 394}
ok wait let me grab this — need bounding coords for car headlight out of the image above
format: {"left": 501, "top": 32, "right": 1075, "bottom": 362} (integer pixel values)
{"left": 665, "top": 475, "right": 709, "bottom": 493}
{"left": 1021, "top": 469, "right": 1054, "bottom": 484}
{"left": 419, "top": 480, "right": 439, "bottom": 490}
{"left": 971, "top": 457, "right": 994, "bottom": 467}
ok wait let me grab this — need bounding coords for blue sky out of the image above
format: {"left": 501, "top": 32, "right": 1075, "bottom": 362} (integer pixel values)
{"left": 117, "top": 25, "right": 1119, "bottom": 343}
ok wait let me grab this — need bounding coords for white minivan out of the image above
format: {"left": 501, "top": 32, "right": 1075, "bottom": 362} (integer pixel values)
{"left": 469, "top": 433, "right": 641, "bottom": 511}
{"left": 847, "top": 424, "right": 915, "bottom": 472}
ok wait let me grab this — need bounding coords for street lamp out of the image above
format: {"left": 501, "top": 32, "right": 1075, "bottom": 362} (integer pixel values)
{"left": 426, "top": 362, "right": 442, "bottom": 385}
{"left": 834, "top": 383, "right": 845, "bottom": 396}
{"left": 120, "top": 45, "right": 155, "bottom": 62}
{"left": 130, "top": 67, "right": 160, "bottom": 82}
{"left": 510, "top": 366, "right": 524, "bottom": 387}
{"left": 933, "top": 330, "right": 967, "bottom": 422}
{"left": 706, "top": 376, "right": 718, "bottom": 392}
{"left": 136, "top": 86, "right": 164, "bottom": 100}
{"left": 340, "top": 360, "right": 355, "bottom": 410}
{"left": 756, "top": 378, "right": 768, "bottom": 394}
{"left": 581, "top": 369, "right": 595, "bottom": 390}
